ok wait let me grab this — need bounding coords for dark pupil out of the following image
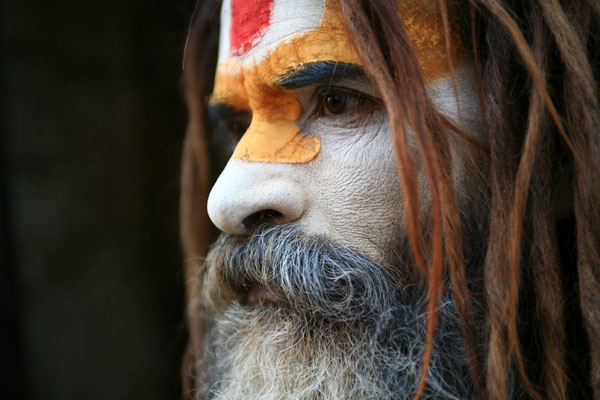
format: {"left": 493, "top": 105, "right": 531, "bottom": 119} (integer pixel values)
{"left": 325, "top": 93, "right": 346, "bottom": 115}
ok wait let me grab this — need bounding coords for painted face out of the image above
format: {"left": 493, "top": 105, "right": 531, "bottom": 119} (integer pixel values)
{"left": 199, "top": 2, "right": 487, "bottom": 397}
{"left": 207, "top": 0, "right": 482, "bottom": 262}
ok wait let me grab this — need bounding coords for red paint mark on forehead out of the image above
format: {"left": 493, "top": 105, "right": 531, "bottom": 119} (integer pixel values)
{"left": 230, "top": 0, "right": 274, "bottom": 56}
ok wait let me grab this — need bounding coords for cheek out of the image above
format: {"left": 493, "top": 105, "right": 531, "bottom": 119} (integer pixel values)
{"left": 300, "top": 117, "right": 405, "bottom": 262}
{"left": 427, "top": 60, "right": 487, "bottom": 201}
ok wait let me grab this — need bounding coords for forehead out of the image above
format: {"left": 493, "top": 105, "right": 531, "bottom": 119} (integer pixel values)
{"left": 218, "top": 0, "right": 325, "bottom": 67}
{"left": 216, "top": 0, "right": 454, "bottom": 81}
{"left": 215, "top": 0, "right": 362, "bottom": 86}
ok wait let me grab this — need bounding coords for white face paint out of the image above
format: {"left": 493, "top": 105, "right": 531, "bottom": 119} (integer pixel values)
{"left": 207, "top": 0, "right": 484, "bottom": 262}
{"left": 217, "top": 0, "right": 324, "bottom": 69}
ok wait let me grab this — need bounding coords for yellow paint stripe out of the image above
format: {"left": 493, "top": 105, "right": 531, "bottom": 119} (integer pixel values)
{"left": 212, "top": 0, "right": 461, "bottom": 164}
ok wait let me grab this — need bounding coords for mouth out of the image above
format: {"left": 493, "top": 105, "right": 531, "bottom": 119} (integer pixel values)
{"left": 204, "top": 225, "right": 405, "bottom": 317}
{"left": 240, "top": 283, "right": 282, "bottom": 305}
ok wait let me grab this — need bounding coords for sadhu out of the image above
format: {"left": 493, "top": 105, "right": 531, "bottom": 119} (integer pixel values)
{"left": 180, "top": 0, "right": 600, "bottom": 398}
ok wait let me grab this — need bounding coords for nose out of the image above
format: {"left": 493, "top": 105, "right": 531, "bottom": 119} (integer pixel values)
{"left": 207, "top": 159, "right": 307, "bottom": 235}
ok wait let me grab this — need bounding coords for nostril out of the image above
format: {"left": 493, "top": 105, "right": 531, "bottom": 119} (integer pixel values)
{"left": 241, "top": 209, "right": 282, "bottom": 231}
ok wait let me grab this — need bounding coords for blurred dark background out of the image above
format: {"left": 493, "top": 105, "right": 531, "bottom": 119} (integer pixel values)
{"left": 1, "top": 0, "right": 196, "bottom": 398}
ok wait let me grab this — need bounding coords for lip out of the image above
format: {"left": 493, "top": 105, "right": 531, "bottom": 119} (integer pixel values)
{"left": 244, "top": 284, "right": 281, "bottom": 305}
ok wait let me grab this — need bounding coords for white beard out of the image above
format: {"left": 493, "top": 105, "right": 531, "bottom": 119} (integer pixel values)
{"left": 196, "top": 226, "right": 479, "bottom": 399}
{"left": 198, "top": 301, "right": 474, "bottom": 400}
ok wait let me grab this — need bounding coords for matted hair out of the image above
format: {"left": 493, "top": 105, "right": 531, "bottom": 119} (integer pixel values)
{"left": 181, "top": 0, "right": 600, "bottom": 399}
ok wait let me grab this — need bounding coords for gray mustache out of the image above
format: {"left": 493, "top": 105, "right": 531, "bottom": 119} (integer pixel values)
{"left": 202, "top": 225, "right": 405, "bottom": 320}
{"left": 201, "top": 225, "right": 479, "bottom": 399}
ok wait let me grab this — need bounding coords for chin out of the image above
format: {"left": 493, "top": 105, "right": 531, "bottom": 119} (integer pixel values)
{"left": 195, "top": 225, "right": 482, "bottom": 400}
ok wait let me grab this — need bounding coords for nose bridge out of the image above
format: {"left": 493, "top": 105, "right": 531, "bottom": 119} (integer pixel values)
{"left": 231, "top": 113, "right": 321, "bottom": 164}
{"left": 207, "top": 159, "right": 307, "bottom": 235}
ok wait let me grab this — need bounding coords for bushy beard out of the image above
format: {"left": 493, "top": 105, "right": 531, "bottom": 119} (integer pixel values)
{"left": 195, "top": 225, "right": 477, "bottom": 400}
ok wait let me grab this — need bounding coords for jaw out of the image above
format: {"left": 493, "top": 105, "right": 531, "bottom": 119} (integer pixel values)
{"left": 196, "top": 226, "right": 481, "bottom": 400}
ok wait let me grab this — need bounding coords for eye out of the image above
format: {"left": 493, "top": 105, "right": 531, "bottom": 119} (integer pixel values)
{"left": 322, "top": 92, "right": 352, "bottom": 115}
{"left": 207, "top": 105, "right": 252, "bottom": 160}
{"left": 313, "top": 88, "right": 378, "bottom": 120}
{"left": 228, "top": 120, "right": 248, "bottom": 138}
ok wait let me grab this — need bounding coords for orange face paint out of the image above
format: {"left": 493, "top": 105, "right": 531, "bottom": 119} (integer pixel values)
{"left": 212, "top": 0, "right": 460, "bottom": 164}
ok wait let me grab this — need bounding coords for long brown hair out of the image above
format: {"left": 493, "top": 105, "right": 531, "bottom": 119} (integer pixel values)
{"left": 181, "top": 1, "right": 600, "bottom": 399}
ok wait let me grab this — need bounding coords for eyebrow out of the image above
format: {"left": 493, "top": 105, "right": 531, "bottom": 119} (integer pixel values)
{"left": 277, "top": 61, "right": 366, "bottom": 89}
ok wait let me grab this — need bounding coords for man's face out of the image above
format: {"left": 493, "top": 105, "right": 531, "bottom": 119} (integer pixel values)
{"left": 200, "top": 0, "right": 484, "bottom": 398}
